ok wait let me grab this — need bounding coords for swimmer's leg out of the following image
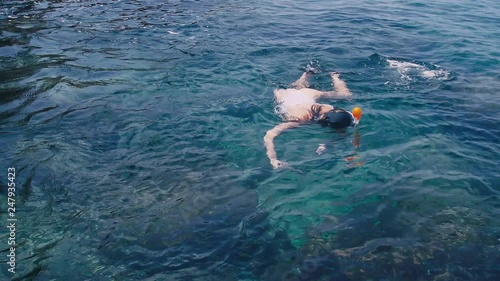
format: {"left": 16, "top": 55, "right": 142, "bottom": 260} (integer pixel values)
{"left": 324, "top": 72, "right": 352, "bottom": 97}
{"left": 331, "top": 72, "right": 351, "bottom": 96}
{"left": 290, "top": 72, "right": 309, "bottom": 89}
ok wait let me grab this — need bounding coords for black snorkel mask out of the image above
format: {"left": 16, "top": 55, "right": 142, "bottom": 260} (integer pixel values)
{"left": 317, "top": 108, "right": 356, "bottom": 129}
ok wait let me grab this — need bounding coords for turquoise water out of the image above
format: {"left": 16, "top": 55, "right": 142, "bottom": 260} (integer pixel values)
{"left": 1, "top": 0, "right": 499, "bottom": 280}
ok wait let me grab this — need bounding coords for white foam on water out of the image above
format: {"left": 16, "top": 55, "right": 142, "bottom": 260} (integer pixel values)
{"left": 387, "top": 59, "right": 450, "bottom": 81}
{"left": 387, "top": 59, "right": 425, "bottom": 71}
{"left": 422, "top": 69, "right": 450, "bottom": 80}
{"left": 304, "top": 60, "right": 322, "bottom": 74}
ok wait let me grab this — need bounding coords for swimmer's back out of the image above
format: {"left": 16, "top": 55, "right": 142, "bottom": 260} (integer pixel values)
{"left": 274, "top": 89, "right": 320, "bottom": 122}
{"left": 274, "top": 89, "right": 315, "bottom": 105}
{"left": 274, "top": 88, "right": 323, "bottom": 103}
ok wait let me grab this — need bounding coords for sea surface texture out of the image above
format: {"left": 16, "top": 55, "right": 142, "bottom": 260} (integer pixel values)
{"left": 1, "top": 0, "right": 499, "bottom": 280}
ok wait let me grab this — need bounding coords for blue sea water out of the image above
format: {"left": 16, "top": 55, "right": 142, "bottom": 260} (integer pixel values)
{"left": 0, "top": 0, "right": 499, "bottom": 280}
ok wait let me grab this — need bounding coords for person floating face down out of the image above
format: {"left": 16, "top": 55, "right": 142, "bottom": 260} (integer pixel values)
{"left": 264, "top": 71, "right": 362, "bottom": 169}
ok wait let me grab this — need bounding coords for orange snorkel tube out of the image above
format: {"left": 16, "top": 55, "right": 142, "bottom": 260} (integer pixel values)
{"left": 352, "top": 107, "right": 362, "bottom": 122}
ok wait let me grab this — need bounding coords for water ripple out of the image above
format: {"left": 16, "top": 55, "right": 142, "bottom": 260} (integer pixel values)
{"left": 1, "top": 0, "right": 499, "bottom": 280}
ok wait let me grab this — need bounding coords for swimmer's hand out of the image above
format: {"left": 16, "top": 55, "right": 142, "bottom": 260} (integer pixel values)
{"left": 270, "top": 159, "right": 288, "bottom": 169}
{"left": 316, "top": 143, "right": 326, "bottom": 155}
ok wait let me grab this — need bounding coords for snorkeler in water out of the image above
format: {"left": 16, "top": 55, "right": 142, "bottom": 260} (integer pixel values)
{"left": 264, "top": 71, "right": 362, "bottom": 169}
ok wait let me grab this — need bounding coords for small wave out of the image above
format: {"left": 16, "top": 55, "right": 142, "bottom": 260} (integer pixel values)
{"left": 387, "top": 60, "right": 424, "bottom": 70}
{"left": 421, "top": 69, "right": 450, "bottom": 79}
{"left": 274, "top": 103, "right": 289, "bottom": 121}
{"left": 387, "top": 59, "right": 450, "bottom": 81}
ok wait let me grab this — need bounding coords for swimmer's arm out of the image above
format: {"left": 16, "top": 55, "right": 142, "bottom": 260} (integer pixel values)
{"left": 331, "top": 72, "right": 351, "bottom": 96}
{"left": 264, "top": 122, "right": 301, "bottom": 169}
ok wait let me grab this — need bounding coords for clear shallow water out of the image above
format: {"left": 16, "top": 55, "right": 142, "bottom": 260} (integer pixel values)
{"left": 0, "top": 0, "right": 499, "bottom": 280}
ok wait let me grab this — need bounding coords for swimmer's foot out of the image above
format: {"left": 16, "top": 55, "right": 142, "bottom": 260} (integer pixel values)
{"left": 330, "top": 71, "right": 340, "bottom": 78}
{"left": 304, "top": 61, "right": 322, "bottom": 74}
{"left": 305, "top": 67, "right": 320, "bottom": 74}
